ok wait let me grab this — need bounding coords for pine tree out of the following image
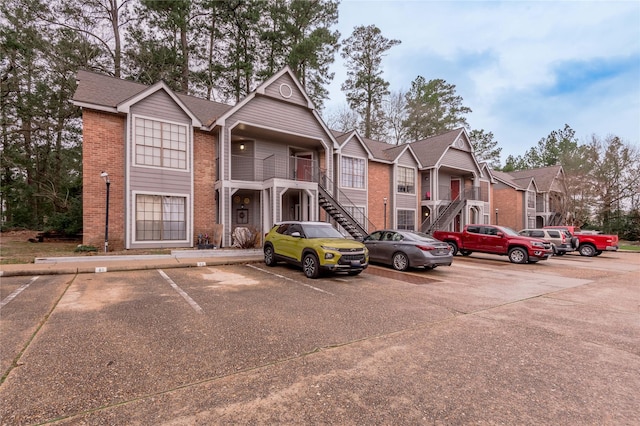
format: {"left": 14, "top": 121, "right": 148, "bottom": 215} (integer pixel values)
{"left": 341, "top": 24, "right": 400, "bottom": 139}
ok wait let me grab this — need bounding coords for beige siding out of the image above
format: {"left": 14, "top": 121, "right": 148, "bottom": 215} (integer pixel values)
{"left": 130, "top": 167, "right": 191, "bottom": 194}
{"left": 227, "top": 96, "right": 327, "bottom": 138}
{"left": 440, "top": 149, "right": 477, "bottom": 171}
{"left": 224, "top": 96, "right": 332, "bottom": 182}
{"left": 398, "top": 150, "right": 418, "bottom": 167}
{"left": 131, "top": 90, "right": 191, "bottom": 124}
{"left": 342, "top": 139, "right": 368, "bottom": 157}
{"left": 263, "top": 74, "right": 308, "bottom": 107}
{"left": 396, "top": 193, "right": 416, "bottom": 209}
{"left": 128, "top": 91, "right": 194, "bottom": 249}
{"left": 339, "top": 189, "right": 367, "bottom": 205}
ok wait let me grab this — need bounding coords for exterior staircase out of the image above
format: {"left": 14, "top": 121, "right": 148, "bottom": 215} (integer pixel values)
{"left": 317, "top": 172, "right": 372, "bottom": 241}
{"left": 425, "top": 197, "right": 465, "bottom": 234}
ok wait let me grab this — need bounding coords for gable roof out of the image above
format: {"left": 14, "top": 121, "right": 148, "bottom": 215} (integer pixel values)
{"left": 72, "top": 70, "right": 232, "bottom": 127}
{"left": 212, "top": 66, "right": 339, "bottom": 149}
{"left": 490, "top": 169, "right": 525, "bottom": 190}
{"left": 506, "top": 165, "right": 564, "bottom": 192}
{"left": 408, "top": 128, "right": 467, "bottom": 167}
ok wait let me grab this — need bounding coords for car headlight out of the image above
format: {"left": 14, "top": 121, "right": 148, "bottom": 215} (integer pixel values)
{"left": 532, "top": 241, "right": 544, "bottom": 248}
{"left": 321, "top": 246, "right": 340, "bottom": 260}
{"left": 321, "top": 245, "right": 341, "bottom": 252}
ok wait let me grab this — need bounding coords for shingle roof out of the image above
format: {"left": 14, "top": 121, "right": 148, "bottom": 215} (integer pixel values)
{"left": 361, "top": 138, "right": 396, "bottom": 162}
{"left": 507, "top": 165, "right": 562, "bottom": 192}
{"left": 72, "top": 70, "right": 232, "bottom": 126}
{"left": 407, "top": 128, "right": 465, "bottom": 167}
{"left": 490, "top": 169, "right": 524, "bottom": 189}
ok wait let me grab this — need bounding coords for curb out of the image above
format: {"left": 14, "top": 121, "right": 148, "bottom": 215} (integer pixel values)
{"left": 0, "top": 251, "right": 264, "bottom": 277}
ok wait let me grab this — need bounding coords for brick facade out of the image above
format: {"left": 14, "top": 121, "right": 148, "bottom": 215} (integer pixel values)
{"left": 82, "top": 110, "right": 126, "bottom": 250}
{"left": 193, "top": 130, "right": 217, "bottom": 238}
{"left": 493, "top": 187, "right": 524, "bottom": 230}
{"left": 367, "top": 162, "right": 392, "bottom": 229}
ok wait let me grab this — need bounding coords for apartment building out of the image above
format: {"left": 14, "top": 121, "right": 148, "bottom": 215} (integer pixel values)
{"left": 73, "top": 67, "right": 559, "bottom": 250}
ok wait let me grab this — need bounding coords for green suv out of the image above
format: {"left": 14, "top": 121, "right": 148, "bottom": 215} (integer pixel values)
{"left": 263, "top": 221, "right": 369, "bottom": 278}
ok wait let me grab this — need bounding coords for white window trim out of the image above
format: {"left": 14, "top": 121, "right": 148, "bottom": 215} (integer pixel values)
{"left": 396, "top": 208, "right": 417, "bottom": 230}
{"left": 396, "top": 165, "right": 416, "bottom": 195}
{"left": 131, "top": 191, "right": 191, "bottom": 245}
{"left": 131, "top": 113, "right": 192, "bottom": 173}
{"left": 340, "top": 155, "right": 366, "bottom": 190}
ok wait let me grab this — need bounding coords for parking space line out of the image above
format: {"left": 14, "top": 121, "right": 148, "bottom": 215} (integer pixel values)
{"left": 157, "top": 270, "right": 203, "bottom": 314}
{"left": 1, "top": 276, "right": 39, "bottom": 309}
{"left": 246, "top": 264, "right": 335, "bottom": 296}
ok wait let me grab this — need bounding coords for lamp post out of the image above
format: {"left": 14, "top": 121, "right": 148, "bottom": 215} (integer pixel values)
{"left": 495, "top": 208, "right": 499, "bottom": 225}
{"left": 101, "top": 171, "right": 110, "bottom": 253}
{"left": 383, "top": 197, "right": 388, "bottom": 229}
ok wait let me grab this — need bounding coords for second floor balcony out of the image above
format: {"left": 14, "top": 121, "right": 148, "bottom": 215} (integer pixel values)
{"left": 424, "top": 186, "right": 489, "bottom": 202}
{"left": 231, "top": 154, "right": 318, "bottom": 182}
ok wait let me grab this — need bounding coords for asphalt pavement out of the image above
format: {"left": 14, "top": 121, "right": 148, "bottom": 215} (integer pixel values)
{"left": 1, "top": 250, "right": 638, "bottom": 424}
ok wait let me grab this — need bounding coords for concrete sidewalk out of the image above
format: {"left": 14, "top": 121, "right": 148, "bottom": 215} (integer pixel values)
{"left": 0, "top": 249, "right": 263, "bottom": 277}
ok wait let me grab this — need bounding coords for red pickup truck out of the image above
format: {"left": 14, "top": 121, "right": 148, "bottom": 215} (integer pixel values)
{"left": 544, "top": 226, "right": 619, "bottom": 257}
{"left": 433, "top": 224, "right": 553, "bottom": 264}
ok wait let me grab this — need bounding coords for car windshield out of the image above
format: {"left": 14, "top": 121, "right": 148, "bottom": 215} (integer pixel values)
{"left": 404, "top": 231, "right": 438, "bottom": 242}
{"left": 499, "top": 226, "right": 519, "bottom": 236}
{"left": 301, "top": 223, "right": 344, "bottom": 239}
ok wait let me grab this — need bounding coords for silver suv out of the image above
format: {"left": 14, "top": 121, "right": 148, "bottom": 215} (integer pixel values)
{"left": 518, "top": 228, "right": 574, "bottom": 256}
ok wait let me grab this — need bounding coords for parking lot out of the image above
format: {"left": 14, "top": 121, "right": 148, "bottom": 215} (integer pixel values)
{"left": 1, "top": 252, "right": 639, "bottom": 424}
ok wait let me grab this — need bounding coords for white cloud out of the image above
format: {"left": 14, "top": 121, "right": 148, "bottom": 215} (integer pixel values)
{"left": 327, "top": 0, "right": 640, "bottom": 160}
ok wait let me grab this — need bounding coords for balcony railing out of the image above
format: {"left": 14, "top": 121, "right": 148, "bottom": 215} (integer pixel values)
{"left": 231, "top": 154, "right": 318, "bottom": 182}
{"left": 425, "top": 185, "right": 487, "bottom": 201}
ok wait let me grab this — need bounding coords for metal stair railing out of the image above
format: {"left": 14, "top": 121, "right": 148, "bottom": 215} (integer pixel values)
{"left": 426, "top": 197, "right": 464, "bottom": 234}
{"left": 316, "top": 171, "right": 375, "bottom": 240}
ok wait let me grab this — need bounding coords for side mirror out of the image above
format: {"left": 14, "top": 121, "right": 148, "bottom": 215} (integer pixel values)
{"left": 291, "top": 231, "right": 301, "bottom": 238}
{"left": 497, "top": 231, "right": 505, "bottom": 237}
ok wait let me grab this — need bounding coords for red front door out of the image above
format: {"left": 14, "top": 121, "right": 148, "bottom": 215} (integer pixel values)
{"left": 295, "top": 154, "right": 312, "bottom": 181}
{"left": 451, "top": 179, "right": 460, "bottom": 201}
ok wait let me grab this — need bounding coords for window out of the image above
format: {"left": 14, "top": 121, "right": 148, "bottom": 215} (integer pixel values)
{"left": 136, "top": 195, "right": 186, "bottom": 241}
{"left": 527, "top": 190, "right": 535, "bottom": 209}
{"left": 397, "top": 167, "right": 415, "bottom": 193}
{"left": 135, "top": 117, "right": 187, "bottom": 169}
{"left": 341, "top": 157, "right": 365, "bottom": 188}
{"left": 397, "top": 210, "right": 415, "bottom": 230}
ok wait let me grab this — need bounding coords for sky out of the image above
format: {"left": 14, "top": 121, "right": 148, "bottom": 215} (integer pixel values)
{"left": 324, "top": 0, "right": 640, "bottom": 161}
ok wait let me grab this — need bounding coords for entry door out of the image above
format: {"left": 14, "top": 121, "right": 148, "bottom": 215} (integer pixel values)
{"left": 451, "top": 179, "right": 461, "bottom": 201}
{"left": 295, "top": 154, "right": 312, "bottom": 181}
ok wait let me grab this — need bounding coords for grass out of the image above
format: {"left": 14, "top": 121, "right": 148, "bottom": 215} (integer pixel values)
{"left": 0, "top": 230, "right": 171, "bottom": 264}
{"left": 619, "top": 242, "right": 640, "bottom": 252}
{"left": 0, "top": 240, "right": 81, "bottom": 264}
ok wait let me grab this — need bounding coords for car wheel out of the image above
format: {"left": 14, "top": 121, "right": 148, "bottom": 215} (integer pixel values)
{"left": 447, "top": 241, "right": 458, "bottom": 256}
{"left": 578, "top": 244, "right": 596, "bottom": 257}
{"left": 555, "top": 251, "right": 565, "bottom": 256}
{"left": 508, "top": 247, "right": 528, "bottom": 264}
{"left": 460, "top": 250, "right": 472, "bottom": 256}
{"left": 264, "top": 245, "right": 277, "bottom": 266}
{"left": 392, "top": 252, "right": 409, "bottom": 271}
{"left": 302, "top": 253, "right": 320, "bottom": 278}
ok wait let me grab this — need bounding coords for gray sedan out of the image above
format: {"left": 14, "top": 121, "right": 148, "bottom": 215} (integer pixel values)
{"left": 363, "top": 230, "right": 453, "bottom": 271}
